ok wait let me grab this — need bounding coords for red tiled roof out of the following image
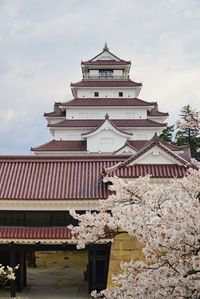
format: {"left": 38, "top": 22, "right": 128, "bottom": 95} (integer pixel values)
{"left": 157, "top": 140, "right": 191, "bottom": 162}
{"left": 113, "top": 140, "right": 191, "bottom": 160}
{"left": 0, "top": 226, "right": 73, "bottom": 240}
{"left": 0, "top": 156, "right": 188, "bottom": 200}
{"left": 82, "top": 60, "right": 130, "bottom": 65}
{"left": 48, "top": 119, "right": 166, "bottom": 128}
{"left": 61, "top": 98, "right": 154, "bottom": 107}
{"left": 107, "top": 164, "right": 188, "bottom": 178}
{"left": 113, "top": 140, "right": 139, "bottom": 154}
{"left": 158, "top": 140, "right": 190, "bottom": 152}
{"left": 31, "top": 140, "right": 148, "bottom": 154}
{"left": 148, "top": 104, "right": 169, "bottom": 117}
{"left": 122, "top": 134, "right": 190, "bottom": 167}
{"left": 71, "top": 80, "right": 142, "bottom": 88}
{"left": 129, "top": 140, "right": 190, "bottom": 153}
{"left": 31, "top": 139, "right": 189, "bottom": 159}
{"left": 44, "top": 103, "right": 66, "bottom": 118}
{"left": 31, "top": 140, "right": 87, "bottom": 152}
{"left": 128, "top": 140, "right": 149, "bottom": 151}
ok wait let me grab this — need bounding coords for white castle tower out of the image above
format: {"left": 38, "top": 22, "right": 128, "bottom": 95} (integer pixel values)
{"left": 31, "top": 44, "right": 169, "bottom": 156}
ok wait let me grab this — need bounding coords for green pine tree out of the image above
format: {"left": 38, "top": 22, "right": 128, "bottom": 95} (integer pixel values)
{"left": 159, "top": 125, "right": 175, "bottom": 143}
{"left": 175, "top": 105, "right": 200, "bottom": 160}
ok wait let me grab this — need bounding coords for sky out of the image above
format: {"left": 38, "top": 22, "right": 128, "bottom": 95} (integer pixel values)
{"left": 0, "top": 0, "right": 200, "bottom": 154}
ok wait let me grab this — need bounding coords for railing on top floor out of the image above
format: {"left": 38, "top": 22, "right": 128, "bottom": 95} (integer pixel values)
{"left": 83, "top": 74, "right": 129, "bottom": 80}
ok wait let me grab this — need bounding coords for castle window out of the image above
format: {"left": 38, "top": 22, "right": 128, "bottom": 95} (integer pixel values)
{"left": 94, "top": 92, "right": 99, "bottom": 97}
{"left": 99, "top": 69, "right": 113, "bottom": 78}
{"left": 119, "top": 92, "right": 123, "bottom": 97}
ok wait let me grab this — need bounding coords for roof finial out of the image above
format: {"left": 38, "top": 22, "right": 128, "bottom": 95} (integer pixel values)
{"left": 152, "top": 132, "right": 159, "bottom": 142}
{"left": 105, "top": 113, "right": 110, "bottom": 119}
{"left": 103, "top": 42, "right": 109, "bottom": 51}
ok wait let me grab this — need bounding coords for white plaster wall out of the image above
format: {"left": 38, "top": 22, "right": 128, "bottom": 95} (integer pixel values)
{"left": 77, "top": 88, "right": 136, "bottom": 98}
{"left": 87, "top": 130, "right": 127, "bottom": 152}
{"left": 137, "top": 153, "right": 175, "bottom": 164}
{"left": 92, "top": 52, "right": 119, "bottom": 61}
{"left": 115, "top": 146, "right": 137, "bottom": 155}
{"left": 0, "top": 200, "right": 100, "bottom": 211}
{"left": 47, "top": 118, "right": 65, "bottom": 124}
{"left": 66, "top": 107, "right": 147, "bottom": 119}
{"left": 52, "top": 127, "right": 162, "bottom": 141}
{"left": 113, "top": 69, "right": 123, "bottom": 76}
{"left": 128, "top": 129, "right": 161, "bottom": 140}
{"left": 89, "top": 70, "right": 99, "bottom": 76}
{"left": 132, "top": 146, "right": 179, "bottom": 165}
{"left": 147, "top": 117, "right": 167, "bottom": 123}
{"left": 54, "top": 129, "right": 84, "bottom": 140}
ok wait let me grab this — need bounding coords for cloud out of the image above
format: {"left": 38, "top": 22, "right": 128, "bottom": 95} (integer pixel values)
{"left": 0, "top": 108, "right": 15, "bottom": 122}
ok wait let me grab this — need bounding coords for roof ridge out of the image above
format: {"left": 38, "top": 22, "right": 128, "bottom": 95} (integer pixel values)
{"left": 160, "top": 139, "right": 190, "bottom": 150}
{"left": 31, "top": 139, "right": 55, "bottom": 151}
{"left": 81, "top": 115, "right": 133, "bottom": 137}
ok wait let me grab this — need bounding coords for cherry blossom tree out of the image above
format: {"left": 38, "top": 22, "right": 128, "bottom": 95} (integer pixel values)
{"left": 70, "top": 114, "right": 200, "bottom": 299}
{"left": 0, "top": 264, "right": 19, "bottom": 285}
{"left": 177, "top": 111, "right": 200, "bottom": 131}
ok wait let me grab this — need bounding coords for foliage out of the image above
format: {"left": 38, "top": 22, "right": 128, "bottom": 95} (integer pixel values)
{"left": 159, "top": 125, "right": 175, "bottom": 143}
{"left": 176, "top": 105, "right": 200, "bottom": 160}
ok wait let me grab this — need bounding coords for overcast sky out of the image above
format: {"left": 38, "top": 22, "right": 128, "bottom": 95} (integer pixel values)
{"left": 0, "top": 0, "right": 200, "bottom": 154}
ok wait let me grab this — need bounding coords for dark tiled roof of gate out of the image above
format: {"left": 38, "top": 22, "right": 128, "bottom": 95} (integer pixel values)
{"left": 0, "top": 226, "right": 74, "bottom": 239}
{"left": 109, "top": 164, "right": 188, "bottom": 178}
{"left": 0, "top": 156, "right": 188, "bottom": 200}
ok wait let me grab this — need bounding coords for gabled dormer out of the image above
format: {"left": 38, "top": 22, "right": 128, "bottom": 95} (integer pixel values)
{"left": 82, "top": 114, "right": 132, "bottom": 153}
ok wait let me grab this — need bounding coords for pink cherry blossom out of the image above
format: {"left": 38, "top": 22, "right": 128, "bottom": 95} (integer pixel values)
{"left": 70, "top": 114, "right": 200, "bottom": 298}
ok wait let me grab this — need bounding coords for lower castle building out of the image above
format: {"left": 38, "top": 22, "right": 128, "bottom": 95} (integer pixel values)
{"left": 0, "top": 44, "right": 191, "bottom": 295}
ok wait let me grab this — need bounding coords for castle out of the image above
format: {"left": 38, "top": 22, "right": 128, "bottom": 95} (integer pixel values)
{"left": 0, "top": 44, "right": 191, "bottom": 295}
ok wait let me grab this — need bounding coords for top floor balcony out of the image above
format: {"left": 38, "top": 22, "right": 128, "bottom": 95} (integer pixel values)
{"left": 83, "top": 74, "right": 130, "bottom": 80}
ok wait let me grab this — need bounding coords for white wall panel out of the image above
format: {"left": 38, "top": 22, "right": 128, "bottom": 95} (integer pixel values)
{"left": 54, "top": 129, "right": 83, "bottom": 140}
{"left": 66, "top": 107, "right": 147, "bottom": 119}
{"left": 77, "top": 88, "right": 136, "bottom": 98}
{"left": 87, "top": 130, "right": 126, "bottom": 152}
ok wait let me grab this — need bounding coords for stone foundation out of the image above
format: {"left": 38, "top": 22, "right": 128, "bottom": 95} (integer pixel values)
{"left": 107, "top": 233, "right": 145, "bottom": 288}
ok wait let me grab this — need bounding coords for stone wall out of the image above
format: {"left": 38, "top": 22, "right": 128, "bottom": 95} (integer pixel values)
{"left": 107, "top": 233, "right": 145, "bottom": 288}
